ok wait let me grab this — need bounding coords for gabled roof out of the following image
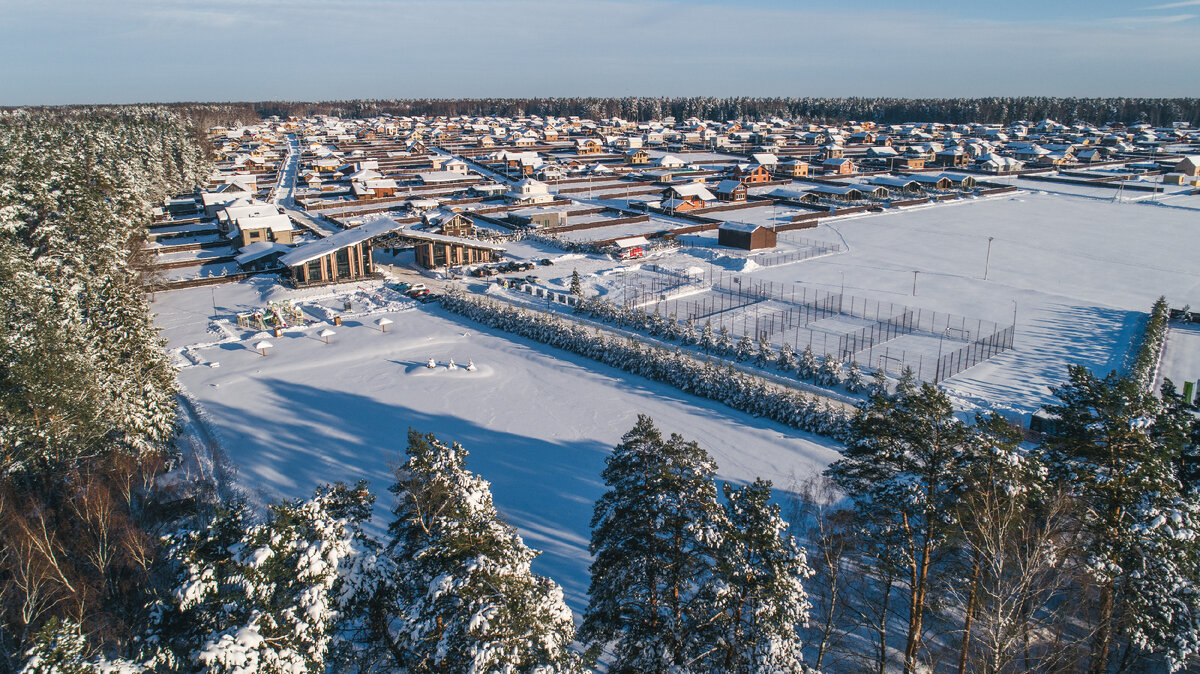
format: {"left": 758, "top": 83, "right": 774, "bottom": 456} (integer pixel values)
{"left": 665, "top": 184, "right": 717, "bottom": 201}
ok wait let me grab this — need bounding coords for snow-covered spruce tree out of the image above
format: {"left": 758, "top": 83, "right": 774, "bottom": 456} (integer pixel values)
{"left": 816, "top": 354, "right": 842, "bottom": 387}
{"left": 776, "top": 342, "right": 798, "bottom": 372}
{"left": 735, "top": 334, "right": 756, "bottom": 362}
{"left": 145, "top": 482, "right": 377, "bottom": 673}
{"left": 797, "top": 345, "right": 818, "bottom": 381}
{"left": 664, "top": 313, "right": 682, "bottom": 341}
{"left": 895, "top": 366, "right": 918, "bottom": 397}
{"left": 713, "top": 479, "right": 813, "bottom": 673}
{"left": 376, "top": 430, "right": 583, "bottom": 673}
{"left": 570, "top": 268, "right": 583, "bottom": 296}
{"left": 754, "top": 337, "right": 774, "bottom": 368}
{"left": 1041, "top": 365, "right": 1200, "bottom": 672}
{"left": 681, "top": 318, "right": 698, "bottom": 346}
{"left": 699, "top": 320, "right": 715, "bottom": 354}
{"left": 825, "top": 383, "right": 972, "bottom": 674}
{"left": 844, "top": 361, "right": 866, "bottom": 393}
{"left": 582, "top": 416, "right": 725, "bottom": 672}
{"left": 717, "top": 325, "right": 734, "bottom": 356}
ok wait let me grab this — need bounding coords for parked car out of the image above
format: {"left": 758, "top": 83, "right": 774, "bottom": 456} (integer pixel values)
{"left": 524, "top": 275, "right": 539, "bottom": 284}
{"left": 407, "top": 288, "right": 430, "bottom": 299}
{"left": 540, "top": 258, "right": 553, "bottom": 266}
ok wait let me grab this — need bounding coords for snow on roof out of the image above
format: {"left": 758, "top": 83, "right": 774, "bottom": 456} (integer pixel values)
{"left": 238, "top": 213, "right": 294, "bottom": 233}
{"left": 417, "top": 171, "right": 473, "bottom": 183}
{"left": 614, "top": 236, "right": 648, "bottom": 248}
{"left": 236, "top": 241, "right": 291, "bottom": 264}
{"left": 868, "top": 176, "right": 918, "bottom": 188}
{"left": 279, "top": 218, "right": 403, "bottom": 267}
{"left": 719, "top": 221, "right": 767, "bottom": 233}
{"left": 809, "top": 184, "right": 861, "bottom": 196}
{"left": 715, "top": 180, "right": 746, "bottom": 193}
{"left": 667, "top": 184, "right": 717, "bottom": 201}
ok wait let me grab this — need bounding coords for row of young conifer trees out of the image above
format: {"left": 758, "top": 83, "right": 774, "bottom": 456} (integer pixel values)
{"left": 440, "top": 290, "right": 855, "bottom": 440}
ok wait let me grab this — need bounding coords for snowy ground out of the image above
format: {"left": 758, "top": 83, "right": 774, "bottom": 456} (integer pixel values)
{"left": 152, "top": 181, "right": 1200, "bottom": 613}
{"left": 152, "top": 277, "right": 841, "bottom": 612}
{"left": 496, "top": 188, "right": 1200, "bottom": 420}
{"left": 1158, "top": 321, "right": 1200, "bottom": 400}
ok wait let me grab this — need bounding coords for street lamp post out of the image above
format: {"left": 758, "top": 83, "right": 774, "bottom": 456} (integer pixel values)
{"left": 912, "top": 270, "right": 919, "bottom": 296}
{"left": 984, "top": 236, "right": 994, "bottom": 280}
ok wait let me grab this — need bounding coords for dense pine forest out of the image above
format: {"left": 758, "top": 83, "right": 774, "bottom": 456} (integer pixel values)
{"left": 1, "top": 107, "right": 1199, "bottom": 672}
{"left": 140, "top": 97, "right": 1200, "bottom": 127}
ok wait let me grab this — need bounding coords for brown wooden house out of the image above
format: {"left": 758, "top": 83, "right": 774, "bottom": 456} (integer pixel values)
{"left": 733, "top": 164, "right": 772, "bottom": 184}
{"left": 714, "top": 179, "right": 747, "bottom": 202}
{"left": 718, "top": 222, "right": 776, "bottom": 250}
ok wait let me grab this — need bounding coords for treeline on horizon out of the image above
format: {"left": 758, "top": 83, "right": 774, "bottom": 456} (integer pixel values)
{"left": 5, "top": 97, "right": 1199, "bottom": 128}
{"left": 131, "top": 96, "right": 1200, "bottom": 128}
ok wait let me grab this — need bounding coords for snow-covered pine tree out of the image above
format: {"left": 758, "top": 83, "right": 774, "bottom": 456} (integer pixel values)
{"left": 735, "top": 334, "right": 756, "bottom": 362}
{"left": 717, "top": 325, "right": 734, "bottom": 356}
{"left": 754, "top": 336, "right": 774, "bottom": 368}
{"left": 681, "top": 317, "right": 698, "bottom": 346}
{"left": 845, "top": 361, "right": 866, "bottom": 393}
{"left": 147, "top": 483, "right": 376, "bottom": 673}
{"left": 776, "top": 342, "right": 798, "bottom": 371}
{"left": 379, "top": 430, "right": 583, "bottom": 673}
{"left": 582, "top": 416, "right": 725, "bottom": 671}
{"left": 797, "top": 345, "right": 819, "bottom": 381}
{"left": 1041, "top": 366, "right": 1200, "bottom": 672}
{"left": 825, "top": 383, "right": 972, "bottom": 673}
{"left": 713, "top": 479, "right": 812, "bottom": 673}
{"left": 699, "top": 320, "right": 716, "bottom": 354}
{"left": 896, "top": 366, "right": 918, "bottom": 397}
{"left": 570, "top": 268, "right": 583, "bottom": 296}
{"left": 817, "top": 354, "right": 843, "bottom": 387}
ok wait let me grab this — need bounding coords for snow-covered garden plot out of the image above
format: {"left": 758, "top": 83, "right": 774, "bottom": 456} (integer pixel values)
{"left": 1157, "top": 322, "right": 1200, "bottom": 399}
{"left": 152, "top": 278, "right": 841, "bottom": 612}
{"left": 738, "top": 191, "right": 1200, "bottom": 419}
{"left": 554, "top": 219, "right": 672, "bottom": 243}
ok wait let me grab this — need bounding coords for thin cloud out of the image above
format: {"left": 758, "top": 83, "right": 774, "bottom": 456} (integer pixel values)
{"left": 1103, "top": 12, "right": 1196, "bottom": 22}
{"left": 1145, "top": 0, "right": 1200, "bottom": 9}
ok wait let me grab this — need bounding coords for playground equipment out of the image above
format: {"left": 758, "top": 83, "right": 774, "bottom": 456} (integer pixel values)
{"left": 237, "top": 300, "right": 307, "bottom": 331}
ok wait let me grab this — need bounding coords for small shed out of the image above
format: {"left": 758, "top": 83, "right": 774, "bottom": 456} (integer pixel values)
{"left": 718, "top": 222, "right": 776, "bottom": 250}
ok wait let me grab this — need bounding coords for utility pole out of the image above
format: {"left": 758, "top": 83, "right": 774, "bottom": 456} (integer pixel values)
{"left": 984, "top": 236, "right": 994, "bottom": 280}
{"left": 912, "top": 270, "right": 919, "bottom": 296}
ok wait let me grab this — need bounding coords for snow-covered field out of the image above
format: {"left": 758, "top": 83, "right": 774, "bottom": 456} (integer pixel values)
{"left": 152, "top": 183, "right": 1200, "bottom": 612}
{"left": 152, "top": 278, "right": 841, "bottom": 611}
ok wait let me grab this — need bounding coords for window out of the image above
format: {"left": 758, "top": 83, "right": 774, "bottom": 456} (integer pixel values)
{"left": 336, "top": 248, "right": 351, "bottom": 278}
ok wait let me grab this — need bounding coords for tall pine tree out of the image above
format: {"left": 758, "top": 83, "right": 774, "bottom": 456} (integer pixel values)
{"left": 582, "top": 416, "right": 725, "bottom": 672}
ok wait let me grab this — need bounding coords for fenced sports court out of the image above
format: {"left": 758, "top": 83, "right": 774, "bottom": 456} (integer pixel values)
{"left": 621, "top": 269, "right": 1014, "bottom": 383}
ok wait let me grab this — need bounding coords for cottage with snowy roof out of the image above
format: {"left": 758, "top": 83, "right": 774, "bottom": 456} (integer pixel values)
{"left": 715, "top": 180, "right": 747, "bottom": 202}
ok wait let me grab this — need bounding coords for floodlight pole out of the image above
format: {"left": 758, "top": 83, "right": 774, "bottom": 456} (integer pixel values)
{"left": 984, "top": 236, "right": 994, "bottom": 280}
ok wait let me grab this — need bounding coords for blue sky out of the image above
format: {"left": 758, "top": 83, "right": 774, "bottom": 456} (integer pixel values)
{"left": 1, "top": 0, "right": 1197, "bottom": 105}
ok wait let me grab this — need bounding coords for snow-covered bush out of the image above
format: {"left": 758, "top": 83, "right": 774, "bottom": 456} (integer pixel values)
{"left": 441, "top": 291, "right": 851, "bottom": 441}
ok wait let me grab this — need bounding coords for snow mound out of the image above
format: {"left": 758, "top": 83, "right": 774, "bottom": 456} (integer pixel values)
{"left": 740, "top": 259, "right": 761, "bottom": 272}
